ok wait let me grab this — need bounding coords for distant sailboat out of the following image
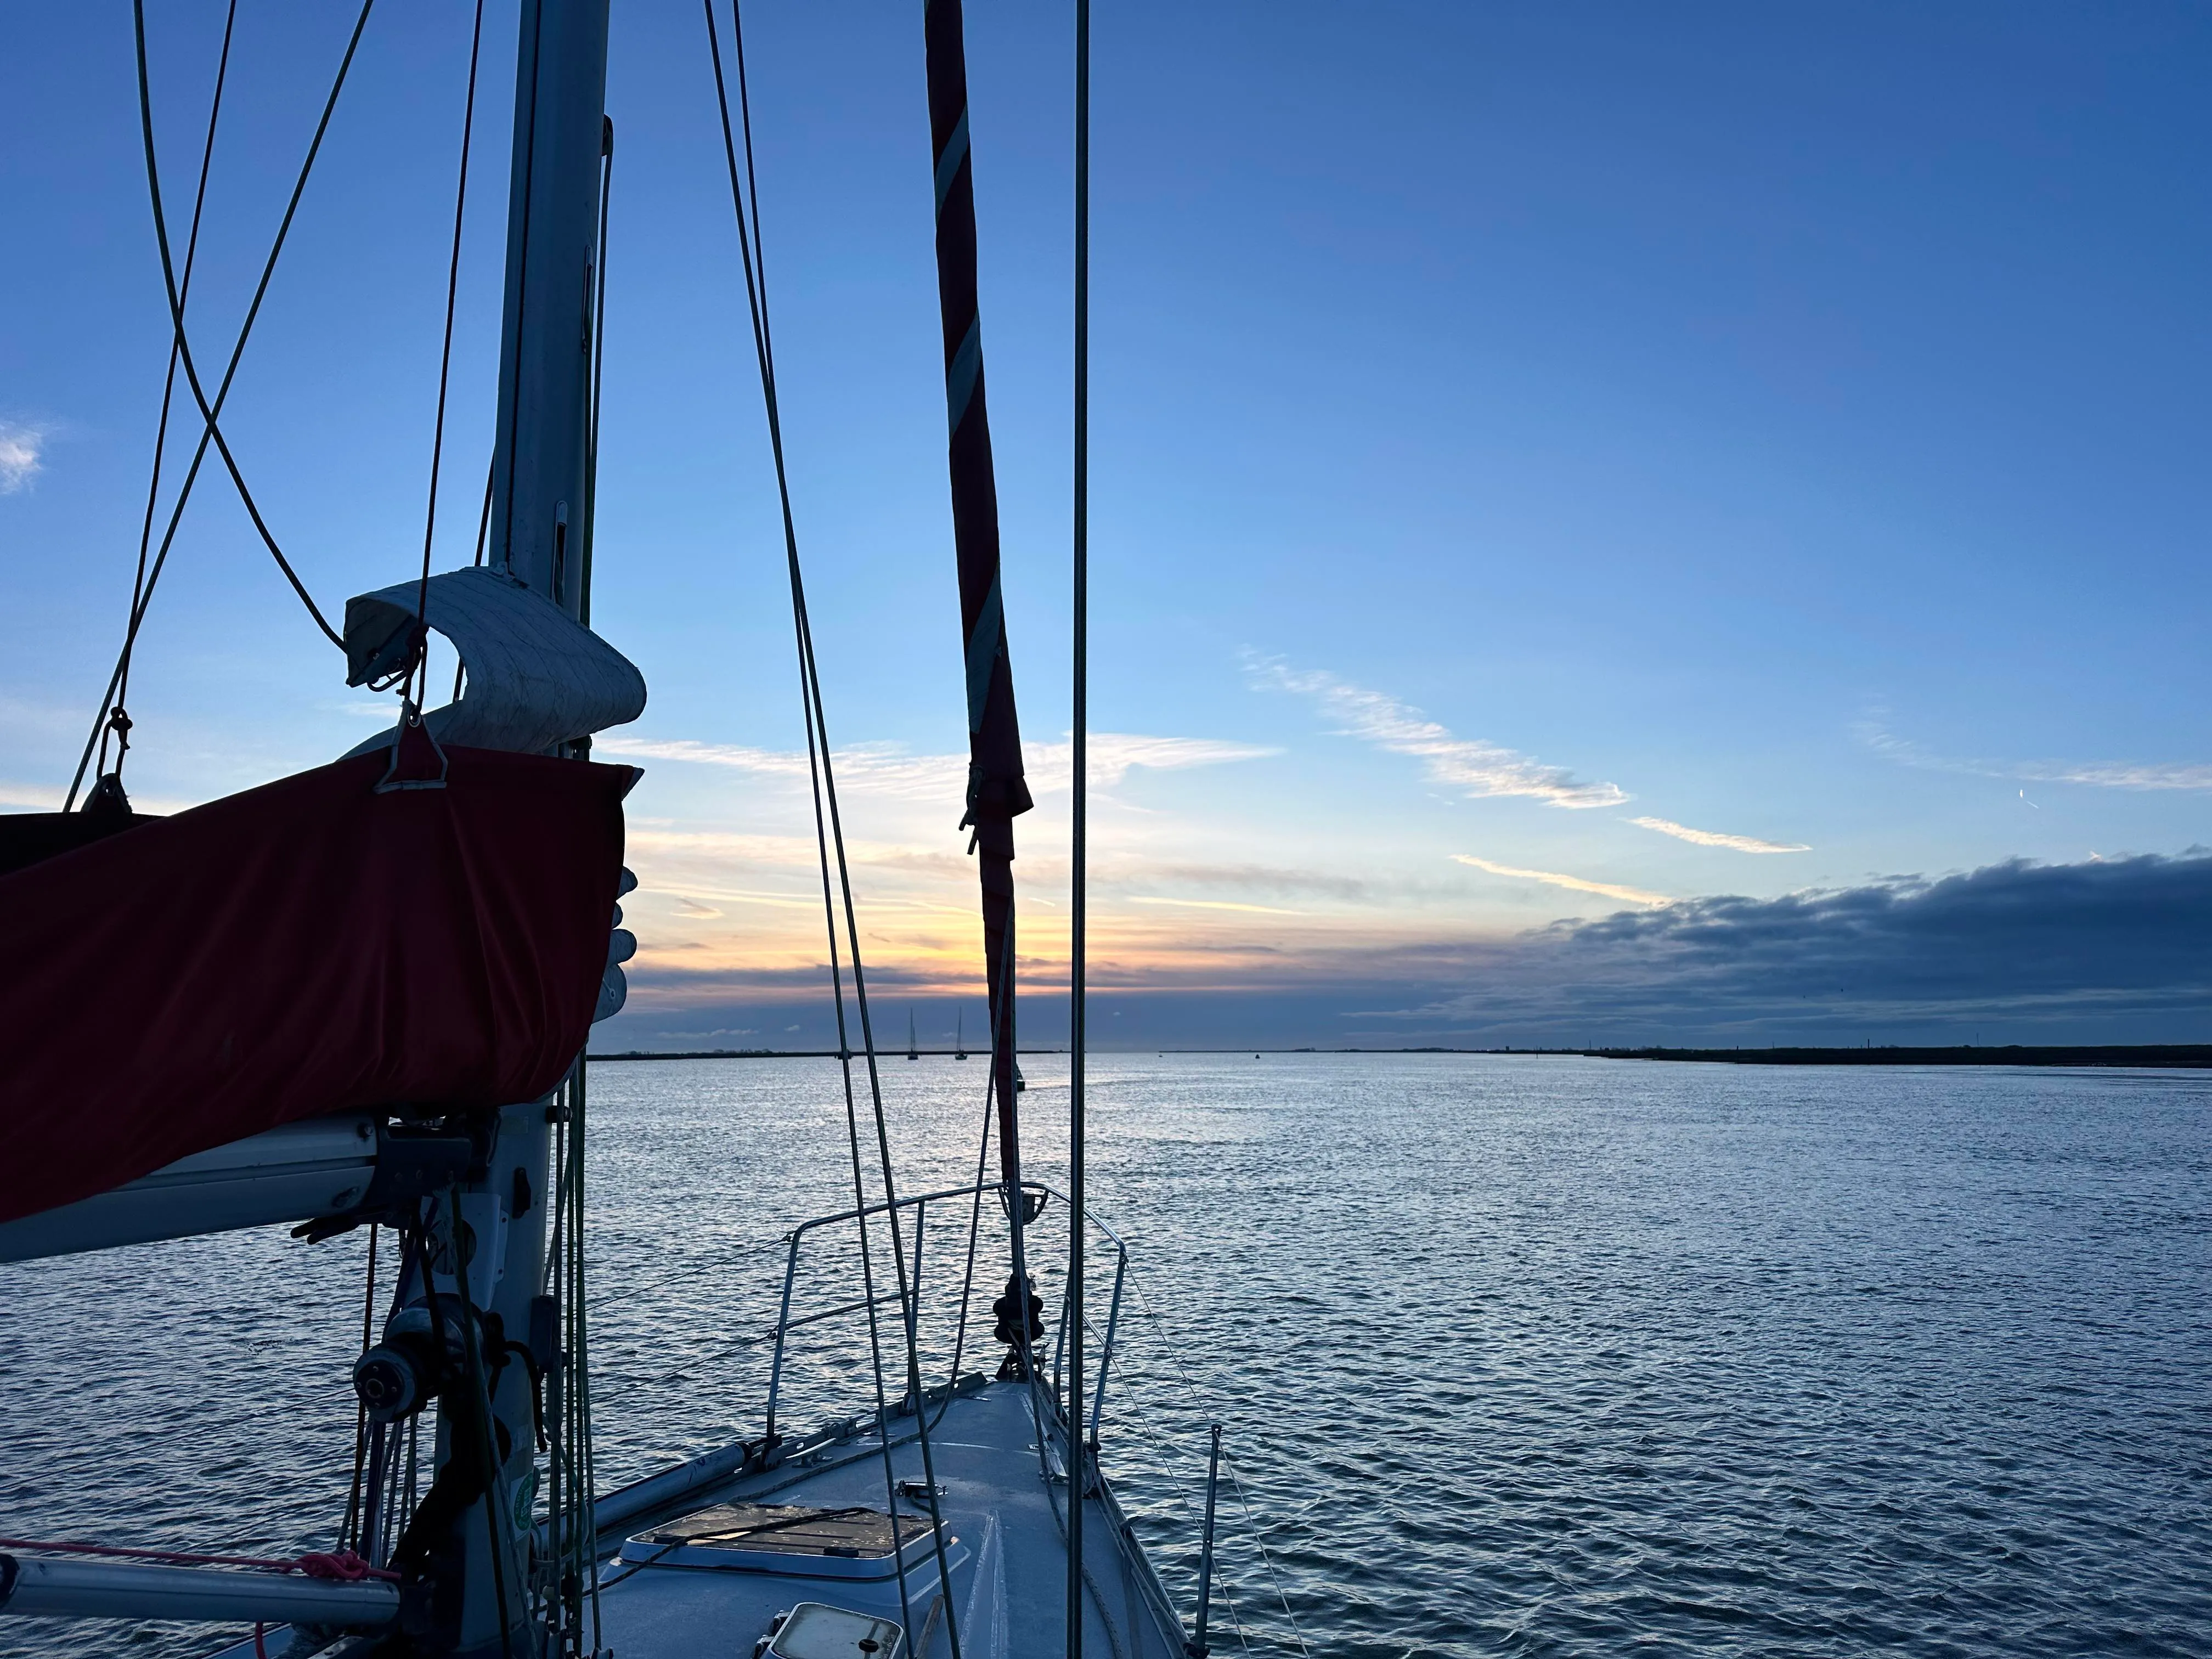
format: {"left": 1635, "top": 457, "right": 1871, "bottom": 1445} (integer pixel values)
{"left": 1014, "top": 1059, "right": 1028, "bottom": 1092}
{"left": 955, "top": 1007, "right": 968, "bottom": 1060}
{"left": 907, "top": 1008, "right": 919, "bottom": 1061}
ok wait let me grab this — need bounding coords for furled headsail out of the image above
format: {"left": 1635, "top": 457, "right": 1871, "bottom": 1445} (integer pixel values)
{"left": 927, "top": 0, "right": 1032, "bottom": 1177}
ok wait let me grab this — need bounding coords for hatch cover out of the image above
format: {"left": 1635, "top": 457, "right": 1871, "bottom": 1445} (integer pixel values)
{"left": 622, "top": 1502, "right": 941, "bottom": 1579}
{"left": 761, "top": 1600, "right": 906, "bottom": 1659}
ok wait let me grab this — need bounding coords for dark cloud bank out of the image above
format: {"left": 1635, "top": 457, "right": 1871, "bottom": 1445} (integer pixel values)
{"left": 606, "top": 852, "right": 2212, "bottom": 1051}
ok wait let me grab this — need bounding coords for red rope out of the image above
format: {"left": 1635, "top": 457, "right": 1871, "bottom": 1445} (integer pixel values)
{"left": 0, "top": 1536, "right": 399, "bottom": 1583}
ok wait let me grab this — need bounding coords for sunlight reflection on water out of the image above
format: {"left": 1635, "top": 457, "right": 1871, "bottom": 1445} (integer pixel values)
{"left": 3, "top": 1054, "right": 2208, "bottom": 1657}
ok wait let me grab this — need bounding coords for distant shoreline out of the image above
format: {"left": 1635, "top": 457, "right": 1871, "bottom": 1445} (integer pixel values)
{"left": 587, "top": 1048, "right": 1053, "bottom": 1061}
{"left": 588, "top": 1043, "right": 2212, "bottom": 1068}
{"left": 1582, "top": 1043, "right": 2212, "bottom": 1068}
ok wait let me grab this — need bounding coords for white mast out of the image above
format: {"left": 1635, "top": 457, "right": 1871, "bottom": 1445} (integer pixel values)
{"left": 422, "top": 3, "right": 611, "bottom": 1652}
{"left": 490, "top": 0, "right": 611, "bottom": 612}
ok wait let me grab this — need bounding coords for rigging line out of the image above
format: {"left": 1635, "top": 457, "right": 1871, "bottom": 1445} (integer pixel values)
{"left": 1039, "top": 1471, "right": 1129, "bottom": 1659}
{"left": 702, "top": 7, "right": 913, "bottom": 1636}
{"left": 567, "top": 1068, "right": 606, "bottom": 1648}
{"left": 1119, "top": 1271, "right": 1312, "bottom": 1659}
{"left": 132, "top": 0, "right": 351, "bottom": 653}
{"left": 71, "top": 0, "right": 377, "bottom": 809}
{"left": 795, "top": 628, "right": 917, "bottom": 1644}
{"left": 341, "top": 1221, "right": 381, "bottom": 1554}
{"left": 408, "top": 0, "right": 490, "bottom": 712}
{"left": 767, "top": 233, "right": 984, "bottom": 1659}
{"left": 454, "top": 456, "right": 496, "bottom": 705}
{"left": 445, "top": 1191, "right": 520, "bottom": 1659}
{"left": 706, "top": 7, "right": 966, "bottom": 1653}
{"left": 473, "top": 458, "right": 497, "bottom": 567}
{"left": 945, "top": 937, "right": 1016, "bottom": 1391}
{"left": 1068, "top": 3, "right": 1091, "bottom": 1654}
{"left": 715, "top": 82, "right": 969, "bottom": 1659}
{"left": 1075, "top": 1373, "right": 1259, "bottom": 1659}
{"left": 580, "top": 121, "right": 613, "bottom": 631}
{"left": 108, "top": 0, "right": 237, "bottom": 783}
{"left": 492, "top": 0, "right": 548, "bottom": 572}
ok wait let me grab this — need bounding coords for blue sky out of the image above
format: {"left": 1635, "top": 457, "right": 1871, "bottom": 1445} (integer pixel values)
{"left": 4, "top": 3, "right": 2209, "bottom": 1046}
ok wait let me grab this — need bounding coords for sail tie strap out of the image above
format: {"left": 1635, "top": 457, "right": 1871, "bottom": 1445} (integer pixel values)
{"left": 0, "top": 1537, "right": 399, "bottom": 1584}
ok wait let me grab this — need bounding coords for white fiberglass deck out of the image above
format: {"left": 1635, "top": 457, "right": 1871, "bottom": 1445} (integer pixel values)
{"left": 591, "top": 1378, "right": 1187, "bottom": 1659}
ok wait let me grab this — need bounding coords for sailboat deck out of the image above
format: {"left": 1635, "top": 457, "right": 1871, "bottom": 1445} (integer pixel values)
{"left": 592, "top": 1379, "right": 1187, "bottom": 1659}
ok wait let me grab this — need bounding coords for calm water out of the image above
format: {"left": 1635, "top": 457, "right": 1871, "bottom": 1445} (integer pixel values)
{"left": 2, "top": 1054, "right": 2207, "bottom": 1657}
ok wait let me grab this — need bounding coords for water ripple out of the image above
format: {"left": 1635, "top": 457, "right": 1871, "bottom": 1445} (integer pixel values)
{"left": 2, "top": 1055, "right": 2207, "bottom": 1656}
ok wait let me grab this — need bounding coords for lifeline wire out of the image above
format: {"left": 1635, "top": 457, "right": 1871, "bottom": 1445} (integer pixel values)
{"left": 1124, "top": 1267, "right": 1312, "bottom": 1657}
{"left": 701, "top": 7, "right": 964, "bottom": 1654}
{"left": 72, "top": 0, "right": 377, "bottom": 809}
{"left": 105, "top": 0, "right": 236, "bottom": 785}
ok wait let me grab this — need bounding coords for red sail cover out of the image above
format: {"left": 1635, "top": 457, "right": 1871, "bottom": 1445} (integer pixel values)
{"left": 0, "top": 744, "right": 635, "bottom": 1224}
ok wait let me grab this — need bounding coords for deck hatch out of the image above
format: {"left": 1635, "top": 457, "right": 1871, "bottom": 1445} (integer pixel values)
{"left": 622, "top": 1502, "right": 942, "bottom": 1580}
{"left": 760, "top": 1600, "right": 906, "bottom": 1659}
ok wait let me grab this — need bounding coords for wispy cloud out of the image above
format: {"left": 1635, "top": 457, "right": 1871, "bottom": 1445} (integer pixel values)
{"left": 595, "top": 732, "right": 1274, "bottom": 798}
{"left": 1861, "top": 720, "right": 2212, "bottom": 792}
{"left": 1100, "top": 860, "right": 1380, "bottom": 904}
{"left": 1251, "top": 658, "right": 1627, "bottom": 808}
{"left": 1629, "top": 815, "right": 1809, "bottom": 853}
{"left": 1452, "top": 853, "right": 1672, "bottom": 907}
{"left": 597, "top": 736, "right": 841, "bottom": 777}
{"left": 1037, "top": 733, "right": 1280, "bottom": 790}
{"left": 0, "top": 422, "right": 46, "bottom": 494}
{"left": 1128, "top": 895, "right": 1309, "bottom": 916}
